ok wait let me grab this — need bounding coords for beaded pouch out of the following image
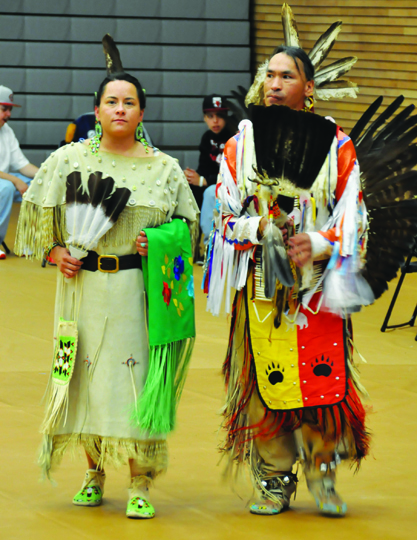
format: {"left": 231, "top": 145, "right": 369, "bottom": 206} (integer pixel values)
{"left": 41, "top": 318, "right": 78, "bottom": 433}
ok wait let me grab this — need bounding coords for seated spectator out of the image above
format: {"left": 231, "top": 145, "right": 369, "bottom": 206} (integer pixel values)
{"left": 185, "top": 95, "right": 233, "bottom": 260}
{"left": 0, "top": 85, "right": 39, "bottom": 259}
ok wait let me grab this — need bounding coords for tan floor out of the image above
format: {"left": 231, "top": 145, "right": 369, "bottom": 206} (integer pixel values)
{"left": 1, "top": 203, "right": 416, "bottom": 540}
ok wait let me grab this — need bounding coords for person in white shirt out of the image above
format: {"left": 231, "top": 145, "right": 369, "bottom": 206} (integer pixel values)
{"left": 0, "top": 85, "right": 38, "bottom": 259}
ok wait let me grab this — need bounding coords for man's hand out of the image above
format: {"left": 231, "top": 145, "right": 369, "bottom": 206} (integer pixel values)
{"left": 288, "top": 233, "right": 312, "bottom": 267}
{"left": 184, "top": 167, "right": 206, "bottom": 187}
{"left": 280, "top": 217, "right": 294, "bottom": 245}
{"left": 13, "top": 177, "right": 29, "bottom": 196}
{"left": 136, "top": 231, "right": 148, "bottom": 256}
{"left": 258, "top": 217, "right": 293, "bottom": 245}
{"left": 51, "top": 246, "right": 83, "bottom": 278}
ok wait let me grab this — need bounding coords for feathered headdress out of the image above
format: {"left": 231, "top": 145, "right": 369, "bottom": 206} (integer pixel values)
{"left": 245, "top": 3, "right": 358, "bottom": 106}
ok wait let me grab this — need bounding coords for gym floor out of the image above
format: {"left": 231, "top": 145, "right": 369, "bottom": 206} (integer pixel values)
{"left": 1, "top": 203, "right": 416, "bottom": 540}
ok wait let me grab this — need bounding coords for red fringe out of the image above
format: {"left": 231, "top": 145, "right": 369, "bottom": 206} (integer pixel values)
{"left": 226, "top": 383, "right": 369, "bottom": 463}
{"left": 334, "top": 406, "right": 342, "bottom": 437}
{"left": 222, "top": 292, "right": 242, "bottom": 387}
{"left": 342, "top": 380, "right": 371, "bottom": 461}
{"left": 317, "top": 407, "right": 323, "bottom": 427}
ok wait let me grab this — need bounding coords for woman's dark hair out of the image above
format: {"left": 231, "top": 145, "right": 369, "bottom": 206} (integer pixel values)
{"left": 270, "top": 45, "right": 315, "bottom": 82}
{"left": 95, "top": 72, "right": 146, "bottom": 109}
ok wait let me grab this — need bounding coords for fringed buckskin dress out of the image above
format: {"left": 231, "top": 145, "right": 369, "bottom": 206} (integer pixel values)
{"left": 15, "top": 142, "right": 199, "bottom": 478}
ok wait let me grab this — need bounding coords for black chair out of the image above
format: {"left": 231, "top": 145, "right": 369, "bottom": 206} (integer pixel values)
{"left": 1, "top": 241, "right": 10, "bottom": 254}
{"left": 381, "top": 237, "right": 417, "bottom": 341}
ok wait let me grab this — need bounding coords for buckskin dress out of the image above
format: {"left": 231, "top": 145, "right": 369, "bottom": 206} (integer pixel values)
{"left": 15, "top": 141, "right": 199, "bottom": 477}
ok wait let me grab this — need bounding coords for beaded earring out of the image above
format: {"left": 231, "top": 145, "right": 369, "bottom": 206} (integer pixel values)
{"left": 95, "top": 121, "right": 103, "bottom": 138}
{"left": 89, "top": 120, "right": 102, "bottom": 155}
{"left": 136, "top": 121, "right": 149, "bottom": 153}
{"left": 303, "top": 95, "right": 315, "bottom": 113}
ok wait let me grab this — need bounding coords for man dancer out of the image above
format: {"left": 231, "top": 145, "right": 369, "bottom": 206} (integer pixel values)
{"left": 205, "top": 43, "right": 371, "bottom": 517}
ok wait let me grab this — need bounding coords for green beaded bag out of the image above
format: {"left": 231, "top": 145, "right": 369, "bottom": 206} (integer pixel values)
{"left": 41, "top": 318, "right": 78, "bottom": 432}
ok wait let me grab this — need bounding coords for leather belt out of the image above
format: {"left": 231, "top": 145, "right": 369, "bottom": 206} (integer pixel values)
{"left": 81, "top": 251, "right": 142, "bottom": 273}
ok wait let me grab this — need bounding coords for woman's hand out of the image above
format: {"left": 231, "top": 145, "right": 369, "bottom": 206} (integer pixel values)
{"left": 136, "top": 231, "right": 148, "bottom": 256}
{"left": 185, "top": 167, "right": 206, "bottom": 187}
{"left": 51, "top": 246, "right": 83, "bottom": 278}
{"left": 288, "top": 233, "right": 312, "bottom": 267}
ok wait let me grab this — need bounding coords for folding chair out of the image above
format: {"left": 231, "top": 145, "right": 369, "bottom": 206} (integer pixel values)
{"left": 381, "top": 237, "right": 417, "bottom": 341}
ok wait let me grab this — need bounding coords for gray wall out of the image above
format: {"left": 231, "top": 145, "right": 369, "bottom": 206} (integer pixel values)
{"left": 0, "top": 0, "right": 251, "bottom": 169}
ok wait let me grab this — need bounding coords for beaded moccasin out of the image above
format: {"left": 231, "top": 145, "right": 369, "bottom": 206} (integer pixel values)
{"left": 73, "top": 469, "right": 105, "bottom": 507}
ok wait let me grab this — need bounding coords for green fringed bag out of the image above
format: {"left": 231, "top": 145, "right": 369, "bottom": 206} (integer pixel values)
{"left": 132, "top": 218, "right": 196, "bottom": 436}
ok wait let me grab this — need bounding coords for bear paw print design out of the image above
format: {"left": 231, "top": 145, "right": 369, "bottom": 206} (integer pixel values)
{"left": 312, "top": 356, "right": 333, "bottom": 377}
{"left": 266, "top": 362, "right": 285, "bottom": 385}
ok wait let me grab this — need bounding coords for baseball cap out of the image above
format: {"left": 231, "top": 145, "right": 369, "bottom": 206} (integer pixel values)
{"left": 0, "top": 85, "right": 21, "bottom": 107}
{"left": 202, "top": 94, "right": 229, "bottom": 113}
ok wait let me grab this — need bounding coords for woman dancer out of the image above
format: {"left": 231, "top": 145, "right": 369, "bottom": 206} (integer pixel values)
{"left": 15, "top": 38, "right": 198, "bottom": 519}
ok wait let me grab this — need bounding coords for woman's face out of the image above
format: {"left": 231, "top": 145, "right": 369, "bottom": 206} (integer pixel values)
{"left": 95, "top": 80, "right": 143, "bottom": 140}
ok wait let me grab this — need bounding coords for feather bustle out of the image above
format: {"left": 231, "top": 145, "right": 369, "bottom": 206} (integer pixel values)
{"left": 351, "top": 96, "right": 417, "bottom": 299}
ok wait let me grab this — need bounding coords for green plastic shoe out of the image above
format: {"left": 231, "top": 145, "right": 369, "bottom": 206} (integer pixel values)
{"left": 73, "top": 469, "right": 105, "bottom": 507}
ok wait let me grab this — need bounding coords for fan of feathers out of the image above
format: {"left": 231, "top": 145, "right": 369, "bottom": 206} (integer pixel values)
{"left": 65, "top": 172, "right": 131, "bottom": 259}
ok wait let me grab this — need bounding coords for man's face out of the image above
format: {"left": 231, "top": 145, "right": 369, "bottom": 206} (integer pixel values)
{"left": 204, "top": 112, "right": 226, "bottom": 134}
{"left": 0, "top": 105, "right": 12, "bottom": 128}
{"left": 263, "top": 52, "right": 314, "bottom": 111}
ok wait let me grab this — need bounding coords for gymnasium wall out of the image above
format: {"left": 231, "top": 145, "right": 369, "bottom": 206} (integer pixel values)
{"left": 252, "top": 0, "right": 417, "bottom": 132}
{"left": 0, "top": 0, "right": 251, "bottom": 168}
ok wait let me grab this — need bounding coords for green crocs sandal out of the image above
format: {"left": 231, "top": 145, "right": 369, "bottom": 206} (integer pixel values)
{"left": 126, "top": 495, "right": 155, "bottom": 519}
{"left": 73, "top": 469, "right": 105, "bottom": 507}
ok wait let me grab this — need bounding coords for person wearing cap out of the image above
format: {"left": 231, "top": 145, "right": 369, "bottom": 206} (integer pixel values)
{"left": 185, "top": 95, "right": 233, "bottom": 257}
{"left": 0, "top": 85, "right": 39, "bottom": 259}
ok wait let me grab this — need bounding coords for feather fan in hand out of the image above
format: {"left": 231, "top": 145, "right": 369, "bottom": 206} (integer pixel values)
{"left": 350, "top": 96, "right": 417, "bottom": 300}
{"left": 262, "top": 221, "right": 295, "bottom": 296}
{"left": 251, "top": 104, "right": 337, "bottom": 189}
{"left": 66, "top": 172, "right": 131, "bottom": 259}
